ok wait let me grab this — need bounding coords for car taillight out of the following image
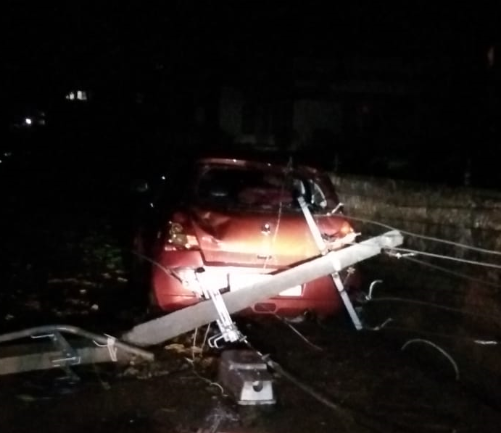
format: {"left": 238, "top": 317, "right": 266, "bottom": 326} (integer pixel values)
{"left": 165, "top": 221, "right": 200, "bottom": 251}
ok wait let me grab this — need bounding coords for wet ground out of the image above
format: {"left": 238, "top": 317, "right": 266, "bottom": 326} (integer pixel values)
{"left": 1, "top": 313, "right": 500, "bottom": 433}
{"left": 1, "top": 144, "right": 501, "bottom": 432}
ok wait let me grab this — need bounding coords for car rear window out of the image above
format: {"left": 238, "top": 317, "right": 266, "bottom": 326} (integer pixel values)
{"left": 194, "top": 165, "right": 331, "bottom": 211}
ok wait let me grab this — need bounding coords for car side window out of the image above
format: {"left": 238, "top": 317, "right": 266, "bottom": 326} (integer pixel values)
{"left": 292, "top": 177, "right": 327, "bottom": 210}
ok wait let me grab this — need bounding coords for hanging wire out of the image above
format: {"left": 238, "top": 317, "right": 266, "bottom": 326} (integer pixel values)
{"left": 201, "top": 323, "right": 212, "bottom": 350}
{"left": 366, "top": 322, "right": 500, "bottom": 346}
{"left": 403, "top": 256, "right": 501, "bottom": 289}
{"left": 262, "top": 183, "right": 285, "bottom": 271}
{"left": 344, "top": 214, "right": 501, "bottom": 256}
{"left": 191, "top": 327, "right": 199, "bottom": 361}
{"left": 189, "top": 323, "right": 213, "bottom": 358}
{"left": 272, "top": 313, "right": 324, "bottom": 351}
{"left": 183, "top": 357, "right": 226, "bottom": 395}
{"left": 131, "top": 250, "right": 173, "bottom": 276}
{"left": 389, "top": 247, "right": 501, "bottom": 270}
{"left": 364, "top": 296, "right": 501, "bottom": 326}
{"left": 262, "top": 158, "right": 293, "bottom": 270}
{"left": 332, "top": 234, "right": 501, "bottom": 271}
{"left": 401, "top": 339, "right": 460, "bottom": 381}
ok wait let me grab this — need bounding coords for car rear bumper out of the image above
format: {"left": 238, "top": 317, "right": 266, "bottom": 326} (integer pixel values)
{"left": 150, "top": 250, "right": 360, "bottom": 317}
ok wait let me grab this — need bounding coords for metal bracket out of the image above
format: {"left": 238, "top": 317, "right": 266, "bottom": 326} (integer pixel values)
{"left": 32, "top": 332, "right": 81, "bottom": 381}
{"left": 32, "top": 332, "right": 81, "bottom": 367}
{"left": 331, "top": 273, "right": 363, "bottom": 330}
{"left": 298, "top": 195, "right": 363, "bottom": 330}
{"left": 196, "top": 269, "right": 244, "bottom": 347}
{"left": 384, "top": 249, "right": 417, "bottom": 259}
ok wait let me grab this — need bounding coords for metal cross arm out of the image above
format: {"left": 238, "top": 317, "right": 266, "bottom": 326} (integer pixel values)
{"left": 196, "top": 268, "right": 244, "bottom": 347}
{"left": 297, "top": 195, "right": 363, "bottom": 329}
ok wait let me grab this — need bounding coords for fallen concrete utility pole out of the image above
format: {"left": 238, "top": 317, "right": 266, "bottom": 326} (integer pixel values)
{"left": 123, "top": 230, "right": 403, "bottom": 347}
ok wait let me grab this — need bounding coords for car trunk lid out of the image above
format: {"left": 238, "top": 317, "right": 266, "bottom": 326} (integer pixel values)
{"left": 190, "top": 207, "right": 349, "bottom": 267}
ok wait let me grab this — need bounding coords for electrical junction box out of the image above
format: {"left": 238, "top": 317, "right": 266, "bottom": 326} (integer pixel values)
{"left": 218, "top": 350, "right": 276, "bottom": 405}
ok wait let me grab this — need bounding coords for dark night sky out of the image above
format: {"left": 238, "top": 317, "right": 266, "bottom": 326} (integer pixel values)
{"left": 2, "top": 1, "right": 500, "bottom": 186}
{"left": 4, "top": 1, "right": 496, "bottom": 89}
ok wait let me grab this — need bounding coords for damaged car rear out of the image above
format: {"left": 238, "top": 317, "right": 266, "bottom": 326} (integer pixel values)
{"left": 133, "top": 157, "right": 360, "bottom": 318}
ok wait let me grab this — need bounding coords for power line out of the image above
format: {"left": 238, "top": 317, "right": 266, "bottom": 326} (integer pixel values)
{"left": 403, "top": 256, "right": 501, "bottom": 289}
{"left": 345, "top": 215, "right": 501, "bottom": 257}
{"left": 391, "top": 247, "right": 501, "bottom": 270}
{"left": 364, "top": 296, "right": 501, "bottom": 325}
{"left": 342, "top": 238, "right": 501, "bottom": 272}
{"left": 367, "top": 323, "right": 500, "bottom": 346}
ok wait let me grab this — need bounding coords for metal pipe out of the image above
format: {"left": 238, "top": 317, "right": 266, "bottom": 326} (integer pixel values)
{"left": 0, "top": 324, "right": 154, "bottom": 361}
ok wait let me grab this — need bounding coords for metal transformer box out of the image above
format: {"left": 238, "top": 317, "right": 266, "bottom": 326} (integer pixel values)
{"left": 218, "top": 350, "right": 276, "bottom": 405}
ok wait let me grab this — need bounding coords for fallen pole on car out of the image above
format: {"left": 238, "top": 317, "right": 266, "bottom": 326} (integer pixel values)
{"left": 0, "top": 231, "right": 402, "bottom": 376}
{"left": 123, "top": 230, "right": 403, "bottom": 347}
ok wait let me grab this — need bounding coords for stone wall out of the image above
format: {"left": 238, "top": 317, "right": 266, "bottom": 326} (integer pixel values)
{"left": 331, "top": 174, "right": 501, "bottom": 403}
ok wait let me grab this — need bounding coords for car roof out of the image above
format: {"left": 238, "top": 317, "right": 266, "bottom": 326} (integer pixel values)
{"left": 195, "top": 155, "right": 321, "bottom": 176}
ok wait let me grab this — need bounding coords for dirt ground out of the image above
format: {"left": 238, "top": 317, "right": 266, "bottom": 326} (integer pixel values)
{"left": 1, "top": 310, "right": 500, "bottom": 433}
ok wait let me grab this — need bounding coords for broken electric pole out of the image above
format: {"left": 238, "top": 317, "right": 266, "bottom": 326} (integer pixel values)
{"left": 123, "top": 230, "right": 403, "bottom": 346}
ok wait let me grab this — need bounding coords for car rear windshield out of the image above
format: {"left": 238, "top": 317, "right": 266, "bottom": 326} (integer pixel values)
{"left": 194, "top": 165, "right": 332, "bottom": 211}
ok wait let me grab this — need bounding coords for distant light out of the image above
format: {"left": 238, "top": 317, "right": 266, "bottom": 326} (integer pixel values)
{"left": 77, "top": 91, "right": 88, "bottom": 101}
{"left": 25, "top": 118, "right": 32, "bottom": 125}
{"left": 149, "top": 203, "right": 155, "bottom": 208}
{"left": 4, "top": 152, "right": 12, "bottom": 157}
{"left": 0, "top": 160, "right": 3, "bottom": 164}
{"left": 161, "top": 176, "right": 166, "bottom": 180}
{"left": 66, "top": 90, "right": 88, "bottom": 101}
{"left": 233, "top": 159, "right": 237, "bottom": 163}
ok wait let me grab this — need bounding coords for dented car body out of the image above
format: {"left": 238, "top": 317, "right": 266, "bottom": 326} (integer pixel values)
{"left": 134, "top": 157, "right": 360, "bottom": 318}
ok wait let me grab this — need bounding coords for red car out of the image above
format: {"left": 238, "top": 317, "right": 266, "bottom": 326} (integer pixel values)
{"left": 133, "top": 156, "right": 360, "bottom": 318}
